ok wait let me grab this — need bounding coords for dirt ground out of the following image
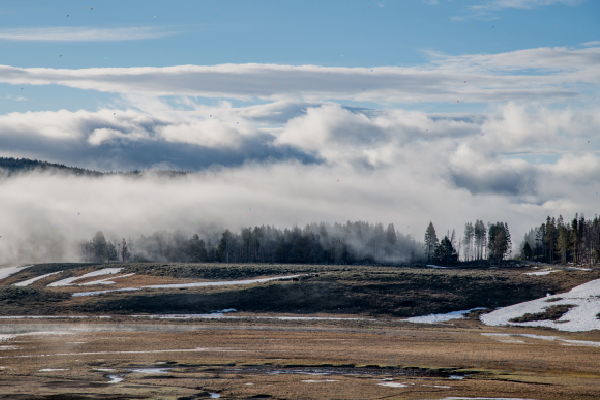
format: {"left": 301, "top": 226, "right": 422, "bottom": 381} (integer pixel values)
{"left": 0, "top": 319, "right": 599, "bottom": 400}
{"left": 1, "top": 262, "right": 599, "bottom": 399}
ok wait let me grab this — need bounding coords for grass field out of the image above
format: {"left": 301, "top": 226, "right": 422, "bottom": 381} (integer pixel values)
{"left": 0, "top": 262, "right": 599, "bottom": 399}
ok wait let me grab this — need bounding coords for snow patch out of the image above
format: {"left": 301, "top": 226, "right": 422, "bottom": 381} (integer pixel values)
{"left": 72, "top": 287, "right": 141, "bottom": 297}
{"left": 480, "top": 278, "right": 600, "bottom": 332}
{"left": 80, "top": 273, "right": 135, "bottom": 285}
{"left": 0, "top": 265, "right": 33, "bottom": 281}
{"left": 48, "top": 268, "right": 124, "bottom": 287}
{"left": 376, "top": 381, "right": 407, "bottom": 388}
{"left": 399, "top": 308, "right": 486, "bottom": 324}
{"left": 13, "top": 271, "right": 63, "bottom": 286}
{"left": 524, "top": 269, "right": 558, "bottom": 276}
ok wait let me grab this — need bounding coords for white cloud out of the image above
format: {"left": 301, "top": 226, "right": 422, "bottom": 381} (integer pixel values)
{"left": 0, "top": 45, "right": 598, "bottom": 104}
{"left": 0, "top": 26, "right": 178, "bottom": 42}
{"left": 423, "top": 0, "right": 439, "bottom": 4}
{"left": 0, "top": 97, "right": 599, "bottom": 263}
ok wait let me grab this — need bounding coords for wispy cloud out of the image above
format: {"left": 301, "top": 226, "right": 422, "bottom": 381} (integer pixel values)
{"left": 0, "top": 26, "right": 178, "bottom": 42}
{"left": 0, "top": 45, "right": 597, "bottom": 104}
{"left": 470, "top": 0, "right": 584, "bottom": 11}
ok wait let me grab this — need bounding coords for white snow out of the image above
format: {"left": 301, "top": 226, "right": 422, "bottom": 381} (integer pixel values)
{"left": 426, "top": 265, "right": 452, "bottom": 269}
{"left": 39, "top": 368, "right": 68, "bottom": 372}
{"left": 141, "top": 274, "right": 306, "bottom": 288}
{"left": 0, "top": 265, "right": 33, "bottom": 281}
{"left": 48, "top": 268, "right": 124, "bottom": 287}
{"left": 376, "top": 382, "right": 408, "bottom": 388}
{"left": 524, "top": 268, "right": 558, "bottom": 276}
{"left": 301, "top": 379, "right": 339, "bottom": 382}
{"left": 80, "top": 273, "right": 135, "bottom": 285}
{"left": 13, "top": 271, "right": 63, "bottom": 286}
{"left": 481, "top": 333, "right": 600, "bottom": 347}
{"left": 480, "top": 277, "right": 600, "bottom": 332}
{"left": 399, "top": 308, "right": 486, "bottom": 324}
{"left": 71, "top": 288, "right": 141, "bottom": 297}
{"left": 422, "top": 385, "right": 451, "bottom": 388}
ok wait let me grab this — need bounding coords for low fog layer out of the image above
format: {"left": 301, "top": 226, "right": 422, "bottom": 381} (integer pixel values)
{"left": 0, "top": 154, "right": 587, "bottom": 264}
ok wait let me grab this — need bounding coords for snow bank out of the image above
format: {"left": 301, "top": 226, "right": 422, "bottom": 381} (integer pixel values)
{"left": 13, "top": 271, "right": 63, "bottom": 286}
{"left": 399, "top": 308, "right": 486, "bottom": 324}
{"left": 480, "top": 278, "right": 600, "bottom": 332}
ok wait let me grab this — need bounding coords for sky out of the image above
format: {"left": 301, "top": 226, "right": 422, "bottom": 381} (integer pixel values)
{"left": 0, "top": 0, "right": 599, "bottom": 262}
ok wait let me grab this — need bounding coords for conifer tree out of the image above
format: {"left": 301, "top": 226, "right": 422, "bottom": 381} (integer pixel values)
{"left": 424, "top": 222, "right": 439, "bottom": 263}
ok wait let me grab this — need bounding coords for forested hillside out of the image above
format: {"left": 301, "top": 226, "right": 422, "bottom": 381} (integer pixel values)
{"left": 0, "top": 157, "right": 189, "bottom": 177}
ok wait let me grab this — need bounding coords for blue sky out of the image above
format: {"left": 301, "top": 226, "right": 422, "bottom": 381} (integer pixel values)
{"left": 0, "top": 0, "right": 599, "bottom": 261}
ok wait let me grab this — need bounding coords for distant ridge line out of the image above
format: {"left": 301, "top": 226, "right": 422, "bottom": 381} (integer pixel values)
{"left": 0, "top": 157, "right": 193, "bottom": 177}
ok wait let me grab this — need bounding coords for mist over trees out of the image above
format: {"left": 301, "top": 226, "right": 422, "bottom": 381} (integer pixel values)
{"left": 80, "top": 221, "right": 423, "bottom": 265}
{"left": 77, "top": 213, "right": 600, "bottom": 266}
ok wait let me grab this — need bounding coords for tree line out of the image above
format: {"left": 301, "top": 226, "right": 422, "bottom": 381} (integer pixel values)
{"left": 80, "top": 221, "right": 423, "bottom": 265}
{"left": 80, "top": 219, "right": 516, "bottom": 266}
{"left": 423, "top": 220, "right": 512, "bottom": 266}
{"left": 517, "top": 213, "right": 600, "bottom": 265}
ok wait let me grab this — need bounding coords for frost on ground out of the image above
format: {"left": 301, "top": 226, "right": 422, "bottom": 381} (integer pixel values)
{"left": 480, "top": 278, "right": 600, "bottom": 332}
{"left": 399, "top": 308, "right": 486, "bottom": 324}
{"left": 48, "top": 268, "right": 124, "bottom": 287}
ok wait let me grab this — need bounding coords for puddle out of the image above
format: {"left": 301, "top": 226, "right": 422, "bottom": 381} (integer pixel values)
{"left": 376, "top": 382, "right": 407, "bottom": 388}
